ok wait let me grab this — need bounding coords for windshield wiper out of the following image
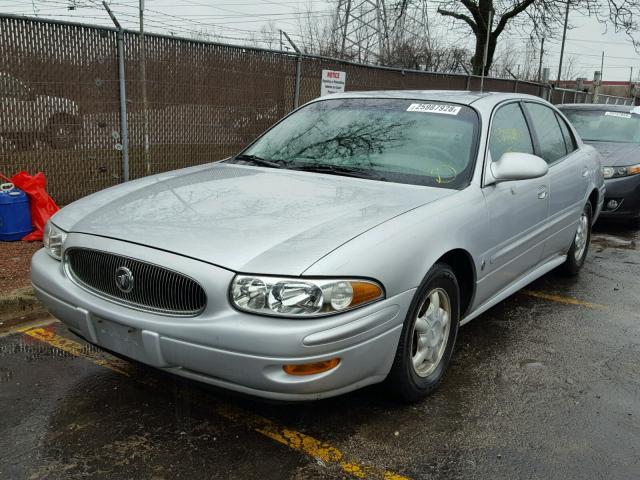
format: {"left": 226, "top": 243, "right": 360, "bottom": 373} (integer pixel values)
{"left": 289, "top": 164, "right": 386, "bottom": 181}
{"left": 230, "top": 154, "right": 284, "bottom": 169}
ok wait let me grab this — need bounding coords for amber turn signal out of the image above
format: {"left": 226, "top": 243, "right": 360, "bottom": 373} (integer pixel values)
{"left": 350, "top": 281, "right": 383, "bottom": 307}
{"left": 282, "top": 358, "right": 340, "bottom": 376}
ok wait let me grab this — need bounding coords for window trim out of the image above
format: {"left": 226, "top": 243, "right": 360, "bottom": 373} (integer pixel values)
{"left": 555, "top": 111, "right": 578, "bottom": 153}
{"left": 482, "top": 99, "right": 536, "bottom": 188}
{"left": 522, "top": 101, "right": 573, "bottom": 167}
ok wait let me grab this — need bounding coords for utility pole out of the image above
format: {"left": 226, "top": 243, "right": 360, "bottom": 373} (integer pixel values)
{"left": 600, "top": 51, "right": 605, "bottom": 82}
{"left": 557, "top": 0, "right": 570, "bottom": 84}
{"left": 537, "top": 37, "right": 545, "bottom": 82}
{"left": 140, "top": 0, "right": 150, "bottom": 175}
{"left": 479, "top": 10, "right": 493, "bottom": 93}
{"left": 102, "top": 1, "right": 129, "bottom": 183}
{"left": 280, "top": 30, "right": 301, "bottom": 109}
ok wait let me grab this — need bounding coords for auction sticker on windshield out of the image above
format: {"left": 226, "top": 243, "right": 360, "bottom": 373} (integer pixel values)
{"left": 605, "top": 112, "right": 632, "bottom": 119}
{"left": 407, "top": 103, "right": 462, "bottom": 115}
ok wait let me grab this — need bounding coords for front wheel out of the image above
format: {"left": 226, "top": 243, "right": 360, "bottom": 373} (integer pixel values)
{"left": 562, "top": 202, "right": 592, "bottom": 276}
{"left": 385, "top": 263, "right": 460, "bottom": 402}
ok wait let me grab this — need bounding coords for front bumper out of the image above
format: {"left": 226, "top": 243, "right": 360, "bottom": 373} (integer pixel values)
{"left": 31, "top": 234, "right": 412, "bottom": 400}
{"left": 599, "top": 174, "right": 640, "bottom": 220}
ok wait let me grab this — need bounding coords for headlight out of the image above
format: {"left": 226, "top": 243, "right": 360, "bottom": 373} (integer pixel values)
{"left": 43, "top": 220, "right": 67, "bottom": 260}
{"left": 231, "top": 275, "right": 384, "bottom": 317}
{"left": 603, "top": 164, "right": 640, "bottom": 179}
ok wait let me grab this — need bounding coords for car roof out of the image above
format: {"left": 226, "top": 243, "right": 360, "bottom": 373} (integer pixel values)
{"left": 557, "top": 103, "right": 637, "bottom": 113}
{"left": 315, "top": 90, "right": 546, "bottom": 107}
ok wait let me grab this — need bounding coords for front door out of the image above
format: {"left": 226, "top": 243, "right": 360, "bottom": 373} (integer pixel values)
{"left": 478, "top": 101, "right": 550, "bottom": 304}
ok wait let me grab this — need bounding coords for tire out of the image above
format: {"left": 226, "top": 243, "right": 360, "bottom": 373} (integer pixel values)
{"left": 385, "top": 263, "right": 460, "bottom": 403}
{"left": 562, "top": 202, "right": 592, "bottom": 276}
{"left": 46, "top": 114, "right": 80, "bottom": 149}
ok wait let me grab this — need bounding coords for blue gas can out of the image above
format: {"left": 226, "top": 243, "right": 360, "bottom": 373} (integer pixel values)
{"left": 0, "top": 183, "right": 33, "bottom": 241}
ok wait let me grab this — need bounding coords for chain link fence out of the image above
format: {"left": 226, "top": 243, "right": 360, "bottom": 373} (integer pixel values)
{"left": 0, "top": 14, "right": 634, "bottom": 204}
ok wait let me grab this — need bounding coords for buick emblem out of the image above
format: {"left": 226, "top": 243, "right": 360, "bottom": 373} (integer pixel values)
{"left": 115, "top": 266, "right": 134, "bottom": 293}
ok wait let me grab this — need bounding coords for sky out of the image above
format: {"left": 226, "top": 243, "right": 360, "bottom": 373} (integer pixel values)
{"left": 1, "top": 0, "right": 639, "bottom": 81}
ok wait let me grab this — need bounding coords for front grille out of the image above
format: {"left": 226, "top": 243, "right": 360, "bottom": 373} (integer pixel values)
{"left": 65, "top": 248, "right": 207, "bottom": 316}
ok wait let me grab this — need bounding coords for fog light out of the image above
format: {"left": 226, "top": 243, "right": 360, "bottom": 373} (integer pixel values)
{"left": 282, "top": 358, "right": 340, "bottom": 376}
{"left": 607, "top": 199, "right": 619, "bottom": 210}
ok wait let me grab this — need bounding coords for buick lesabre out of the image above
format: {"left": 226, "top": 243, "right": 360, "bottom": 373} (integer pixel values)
{"left": 32, "top": 91, "right": 605, "bottom": 401}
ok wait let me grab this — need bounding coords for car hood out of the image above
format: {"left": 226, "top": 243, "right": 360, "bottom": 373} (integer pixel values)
{"left": 54, "top": 163, "right": 454, "bottom": 275}
{"left": 584, "top": 141, "right": 640, "bottom": 167}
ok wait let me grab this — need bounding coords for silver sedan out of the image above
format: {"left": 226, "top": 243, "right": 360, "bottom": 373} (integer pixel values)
{"left": 32, "top": 91, "right": 605, "bottom": 402}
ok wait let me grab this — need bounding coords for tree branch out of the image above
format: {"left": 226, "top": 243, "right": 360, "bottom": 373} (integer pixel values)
{"left": 493, "top": 0, "right": 537, "bottom": 36}
{"left": 437, "top": 7, "right": 478, "bottom": 33}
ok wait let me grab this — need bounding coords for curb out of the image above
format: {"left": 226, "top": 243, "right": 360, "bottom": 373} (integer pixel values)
{"left": 0, "top": 286, "right": 47, "bottom": 329}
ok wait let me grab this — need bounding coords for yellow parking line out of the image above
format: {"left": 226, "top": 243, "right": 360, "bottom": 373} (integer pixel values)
{"left": 521, "top": 290, "right": 606, "bottom": 310}
{"left": 20, "top": 326, "right": 409, "bottom": 480}
{"left": 21, "top": 327, "right": 132, "bottom": 375}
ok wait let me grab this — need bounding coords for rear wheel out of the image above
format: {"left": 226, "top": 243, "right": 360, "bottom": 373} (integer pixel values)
{"left": 385, "top": 263, "right": 460, "bottom": 402}
{"left": 562, "top": 202, "right": 592, "bottom": 276}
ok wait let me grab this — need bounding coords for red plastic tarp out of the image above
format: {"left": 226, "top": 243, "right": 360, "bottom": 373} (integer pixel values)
{"left": 1, "top": 171, "right": 60, "bottom": 241}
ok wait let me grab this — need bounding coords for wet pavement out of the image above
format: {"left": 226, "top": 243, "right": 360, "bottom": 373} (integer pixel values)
{"left": 1, "top": 222, "right": 639, "bottom": 480}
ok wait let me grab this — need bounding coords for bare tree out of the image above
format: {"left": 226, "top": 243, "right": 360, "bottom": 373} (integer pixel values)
{"left": 433, "top": 0, "right": 640, "bottom": 76}
{"left": 295, "top": 1, "right": 342, "bottom": 56}
{"left": 562, "top": 54, "right": 587, "bottom": 80}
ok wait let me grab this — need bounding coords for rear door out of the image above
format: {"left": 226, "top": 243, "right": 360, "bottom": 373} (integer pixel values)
{"left": 522, "top": 102, "right": 589, "bottom": 258}
{"left": 479, "top": 101, "right": 550, "bottom": 304}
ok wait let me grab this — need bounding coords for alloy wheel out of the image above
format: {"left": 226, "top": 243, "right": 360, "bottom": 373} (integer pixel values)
{"left": 574, "top": 211, "right": 589, "bottom": 261}
{"left": 410, "top": 288, "right": 451, "bottom": 377}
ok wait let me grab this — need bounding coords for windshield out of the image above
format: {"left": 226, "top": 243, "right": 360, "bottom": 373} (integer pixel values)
{"left": 562, "top": 109, "right": 640, "bottom": 143}
{"left": 236, "top": 98, "right": 479, "bottom": 189}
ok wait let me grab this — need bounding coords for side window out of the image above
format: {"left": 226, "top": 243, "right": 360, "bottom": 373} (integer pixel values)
{"left": 489, "top": 102, "right": 534, "bottom": 162}
{"left": 0, "top": 75, "right": 28, "bottom": 98}
{"left": 556, "top": 113, "right": 576, "bottom": 153}
{"left": 524, "top": 103, "right": 567, "bottom": 163}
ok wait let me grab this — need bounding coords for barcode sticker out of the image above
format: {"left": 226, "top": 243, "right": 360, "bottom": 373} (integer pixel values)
{"left": 407, "top": 103, "right": 462, "bottom": 115}
{"left": 605, "top": 112, "right": 631, "bottom": 119}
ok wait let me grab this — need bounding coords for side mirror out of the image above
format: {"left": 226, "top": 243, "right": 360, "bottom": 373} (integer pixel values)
{"left": 490, "top": 152, "right": 548, "bottom": 183}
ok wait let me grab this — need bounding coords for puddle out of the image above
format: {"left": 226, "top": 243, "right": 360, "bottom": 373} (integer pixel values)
{"left": 591, "top": 234, "right": 638, "bottom": 251}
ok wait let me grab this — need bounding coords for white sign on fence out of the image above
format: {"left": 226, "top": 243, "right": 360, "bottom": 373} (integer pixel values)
{"left": 320, "top": 69, "right": 346, "bottom": 97}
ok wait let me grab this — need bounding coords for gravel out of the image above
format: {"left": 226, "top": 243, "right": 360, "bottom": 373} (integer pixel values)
{"left": 0, "top": 241, "right": 41, "bottom": 294}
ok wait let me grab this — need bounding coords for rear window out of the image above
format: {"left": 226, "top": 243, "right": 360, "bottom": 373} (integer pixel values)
{"left": 562, "top": 109, "right": 640, "bottom": 143}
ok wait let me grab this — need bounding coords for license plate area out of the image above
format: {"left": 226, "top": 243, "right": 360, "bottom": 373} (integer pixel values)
{"left": 93, "top": 317, "right": 146, "bottom": 363}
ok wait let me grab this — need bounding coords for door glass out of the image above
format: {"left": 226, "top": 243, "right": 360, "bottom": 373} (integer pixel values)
{"left": 525, "top": 103, "right": 567, "bottom": 163}
{"left": 0, "top": 75, "right": 28, "bottom": 98}
{"left": 556, "top": 113, "right": 576, "bottom": 153}
{"left": 489, "top": 102, "right": 534, "bottom": 162}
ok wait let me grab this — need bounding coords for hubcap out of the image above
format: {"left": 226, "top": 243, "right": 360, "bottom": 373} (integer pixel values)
{"left": 410, "top": 288, "right": 451, "bottom": 377}
{"left": 574, "top": 211, "right": 589, "bottom": 261}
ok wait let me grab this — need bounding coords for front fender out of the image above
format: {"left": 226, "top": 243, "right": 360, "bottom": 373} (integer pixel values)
{"left": 302, "top": 187, "right": 488, "bottom": 299}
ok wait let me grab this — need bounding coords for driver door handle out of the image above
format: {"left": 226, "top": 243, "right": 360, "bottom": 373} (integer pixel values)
{"left": 537, "top": 185, "right": 548, "bottom": 199}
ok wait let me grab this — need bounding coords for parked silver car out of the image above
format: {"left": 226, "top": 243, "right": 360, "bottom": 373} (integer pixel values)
{"left": 32, "top": 91, "right": 605, "bottom": 402}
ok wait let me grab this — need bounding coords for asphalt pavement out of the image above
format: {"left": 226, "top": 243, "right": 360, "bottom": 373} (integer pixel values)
{"left": 1, "top": 222, "right": 638, "bottom": 480}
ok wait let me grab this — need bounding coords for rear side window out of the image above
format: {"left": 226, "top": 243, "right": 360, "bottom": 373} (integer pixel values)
{"left": 489, "top": 102, "right": 534, "bottom": 161}
{"left": 524, "top": 103, "right": 567, "bottom": 163}
{"left": 556, "top": 113, "right": 576, "bottom": 153}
